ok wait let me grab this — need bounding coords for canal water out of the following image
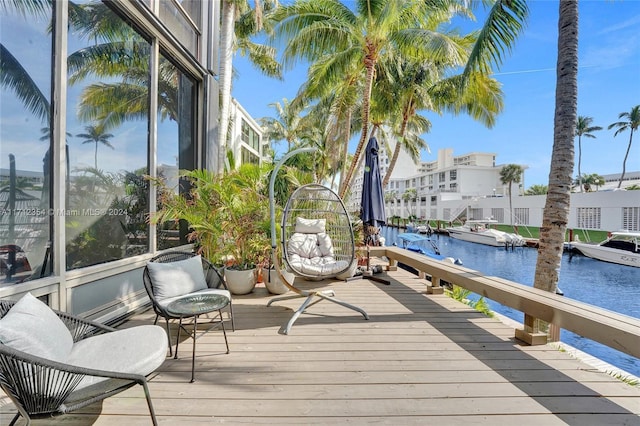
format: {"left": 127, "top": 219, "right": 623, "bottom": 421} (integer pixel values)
{"left": 380, "top": 226, "right": 640, "bottom": 377}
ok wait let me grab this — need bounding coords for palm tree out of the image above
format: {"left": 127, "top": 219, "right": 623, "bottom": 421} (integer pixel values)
{"left": 608, "top": 105, "right": 640, "bottom": 189}
{"left": 574, "top": 116, "right": 602, "bottom": 192}
{"left": 401, "top": 188, "right": 417, "bottom": 218}
{"left": 76, "top": 124, "right": 114, "bottom": 169}
{"left": 576, "top": 173, "right": 604, "bottom": 192}
{"left": 525, "top": 184, "right": 548, "bottom": 196}
{"left": 260, "top": 98, "right": 311, "bottom": 152}
{"left": 532, "top": 0, "right": 578, "bottom": 311}
{"left": 218, "top": 0, "right": 282, "bottom": 173}
{"left": 499, "top": 164, "right": 523, "bottom": 225}
{"left": 271, "top": 0, "right": 528, "bottom": 199}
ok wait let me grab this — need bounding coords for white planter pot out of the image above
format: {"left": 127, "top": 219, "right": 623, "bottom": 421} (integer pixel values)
{"left": 224, "top": 267, "right": 257, "bottom": 295}
{"left": 262, "top": 267, "right": 293, "bottom": 295}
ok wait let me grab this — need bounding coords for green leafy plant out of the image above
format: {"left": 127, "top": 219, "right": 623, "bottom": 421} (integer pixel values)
{"left": 149, "top": 164, "right": 271, "bottom": 270}
{"left": 445, "top": 285, "right": 493, "bottom": 317}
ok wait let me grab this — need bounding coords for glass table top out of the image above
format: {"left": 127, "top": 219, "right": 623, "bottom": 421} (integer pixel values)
{"left": 166, "top": 293, "right": 229, "bottom": 316}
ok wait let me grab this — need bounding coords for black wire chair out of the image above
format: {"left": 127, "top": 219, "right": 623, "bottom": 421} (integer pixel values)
{"left": 0, "top": 299, "right": 162, "bottom": 426}
{"left": 142, "top": 251, "right": 235, "bottom": 356}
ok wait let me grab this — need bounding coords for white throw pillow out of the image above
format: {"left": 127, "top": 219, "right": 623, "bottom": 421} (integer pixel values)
{"left": 295, "top": 217, "right": 326, "bottom": 234}
{"left": 0, "top": 292, "right": 74, "bottom": 362}
{"left": 146, "top": 255, "right": 208, "bottom": 301}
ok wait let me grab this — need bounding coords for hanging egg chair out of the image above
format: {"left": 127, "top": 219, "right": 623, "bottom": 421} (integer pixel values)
{"left": 267, "top": 148, "right": 368, "bottom": 335}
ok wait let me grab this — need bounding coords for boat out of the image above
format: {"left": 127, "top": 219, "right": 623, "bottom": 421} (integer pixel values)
{"left": 395, "top": 233, "right": 462, "bottom": 265}
{"left": 569, "top": 231, "right": 640, "bottom": 268}
{"left": 446, "top": 219, "right": 525, "bottom": 248}
{"left": 416, "top": 224, "right": 432, "bottom": 235}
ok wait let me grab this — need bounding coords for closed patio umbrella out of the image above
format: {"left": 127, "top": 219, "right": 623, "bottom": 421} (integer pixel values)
{"left": 360, "top": 137, "right": 386, "bottom": 246}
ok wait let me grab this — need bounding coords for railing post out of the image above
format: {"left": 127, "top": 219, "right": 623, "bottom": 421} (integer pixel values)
{"left": 515, "top": 314, "right": 548, "bottom": 345}
{"left": 426, "top": 273, "right": 444, "bottom": 294}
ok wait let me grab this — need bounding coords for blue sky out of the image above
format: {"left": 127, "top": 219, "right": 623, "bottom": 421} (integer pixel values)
{"left": 231, "top": 0, "right": 640, "bottom": 188}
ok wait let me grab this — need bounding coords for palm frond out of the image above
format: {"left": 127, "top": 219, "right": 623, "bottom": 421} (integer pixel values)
{"left": 464, "top": 0, "right": 529, "bottom": 75}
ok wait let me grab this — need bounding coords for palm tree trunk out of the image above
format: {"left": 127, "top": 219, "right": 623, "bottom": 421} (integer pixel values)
{"left": 338, "top": 110, "right": 352, "bottom": 191}
{"left": 618, "top": 131, "right": 633, "bottom": 188}
{"left": 578, "top": 136, "right": 582, "bottom": 192}
{"left": 508, "top": 183, "right": 513, "bottom": 225}
{"left": 94, "top": 142, "right": 98, "bottom": 169}
{"left": 339, "top": 58, "right": 375, "bottom": 198}
{"left": 382, "top": 110, "right": 410, "bottom": 188}
{"left": 530, "top": 0, "right": 578, "bottom": 335}
{"left": 217, "top": 0, "right": 235, "bottom": 174}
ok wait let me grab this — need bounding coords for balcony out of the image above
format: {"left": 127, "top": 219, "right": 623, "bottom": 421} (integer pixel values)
{"left": 1, "top": 256, "right": 638, "bottom": 424}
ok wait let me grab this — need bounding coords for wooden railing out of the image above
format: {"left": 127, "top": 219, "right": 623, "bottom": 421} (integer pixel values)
{"left": 369, "top": 246, "right": 640, "bottom": 359}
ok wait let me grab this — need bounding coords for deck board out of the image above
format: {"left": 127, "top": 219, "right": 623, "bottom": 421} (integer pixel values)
{"left": 1, "top": 268, "right": 638, "bottom": 425}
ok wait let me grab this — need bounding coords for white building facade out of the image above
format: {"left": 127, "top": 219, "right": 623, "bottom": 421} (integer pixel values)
{"left": 347, "top": 142, "right": 640, "bottom": 232}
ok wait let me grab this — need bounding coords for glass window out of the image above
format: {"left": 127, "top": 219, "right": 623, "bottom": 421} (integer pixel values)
{"left": 450, "top": 170, "right": 457, "bottom": 180}
{"left": 241, "top": 119, "right": 260, "bottom": 152}
{"left": 513, "top": 208, "right": 531, "bottom": 226}
{"left": 0, "top": 2, "right": 53, "bottom": 285}
{"left": 65, "top": 2, "right": 152, "bottom": 269}
{"left": 622, "top": 207, "right": 640, "bottom": 231}
{"left": 158, "top": 1, "right": 199, "bottom": 55}
{"left": 241, "top": 147, "right": 260, "bottom": 165}
{"left": 156, "top": 55, "right": 198, "bottom": 250}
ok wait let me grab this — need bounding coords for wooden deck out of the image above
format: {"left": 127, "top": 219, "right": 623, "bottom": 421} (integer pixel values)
{"left": 2, "top": 266, "right": 639, "bottom": 425}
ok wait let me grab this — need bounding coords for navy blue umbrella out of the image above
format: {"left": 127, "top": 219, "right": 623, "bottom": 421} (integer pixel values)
{"left": 360, "top": 137, "right": 386, "bottom": 244}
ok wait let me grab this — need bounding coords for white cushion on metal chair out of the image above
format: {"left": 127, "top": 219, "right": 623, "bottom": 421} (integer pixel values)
{"left": 146, "top": 255, "right": 208, "bottom": 301}
{"left": 287, "top": 232, "right": 349, "bottom": 276}
{"left": 67, "top": 325, "right": 167, "bottom": 390}
{"left": 0, "top": 293, "right": 73, "bottom": 362}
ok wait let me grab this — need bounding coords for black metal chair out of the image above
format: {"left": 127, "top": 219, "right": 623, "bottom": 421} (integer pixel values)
{"left": 0, "top": 298, "right": 164, "bottom": 426}
{"left": 142, "top": 251, "right": 235, "bottom": 357}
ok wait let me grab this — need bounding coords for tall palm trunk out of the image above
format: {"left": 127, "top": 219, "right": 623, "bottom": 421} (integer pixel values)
{"left": 338, "top": 109, "right": 352, "bottom": 191}
{"left": 618, "top": 131, "right": 634, "bottom": 188}
{"left": 382, "top": 102, "right": 411, "bottom": 188}
{"left": 530, "top": 0, "right": 578, "bottom": 334}
{"left": 217, "top": 0, "right": 236, "bottom": 174}
{"left": 94, "top": 142, "right": 98, "bottom": 169}
{"left": 339, "top": 52, "right": 376, "bottom": 198}
{"left": 577, "top": 136, "right": 582, "bottom": 192}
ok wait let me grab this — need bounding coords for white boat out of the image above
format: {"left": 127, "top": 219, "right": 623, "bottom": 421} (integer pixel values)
{"left": 446, "top": 219, "right": 525, "bottom": 247}
{"left": 569, "top": 231, "right": 640, "bottom": 268}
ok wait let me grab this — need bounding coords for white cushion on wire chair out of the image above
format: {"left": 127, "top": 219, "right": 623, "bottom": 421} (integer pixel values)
{"left": 67, "top": 324, "right": 167, "bottom": 391}
{"left": 295, "top": 217, "right": 326, "bottom": 234}
{"left": 146, "top": 255, "right": 208, "bottom": 301}
{"left": 0, "top": 292, "right": 74, "bottom": 362}
{"left": 287, "top": 232, "right": 349, "bottom": 276}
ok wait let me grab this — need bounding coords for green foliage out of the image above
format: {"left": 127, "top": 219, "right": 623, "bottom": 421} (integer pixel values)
{"left": 525, "top": 184, "right": 548, "bottom": 195}
{"left": 445, "top": 285, "right": 493, "bottom": 317}
{"left": 150, "top": 165, "right": 272, "bottom": 269}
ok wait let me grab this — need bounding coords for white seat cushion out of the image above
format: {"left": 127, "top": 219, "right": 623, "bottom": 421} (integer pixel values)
{"left": 68, "top": 324, "right": 167, "bottom": 390}
{"left": 287, "top": 232, "right": 350, "bottom": 277}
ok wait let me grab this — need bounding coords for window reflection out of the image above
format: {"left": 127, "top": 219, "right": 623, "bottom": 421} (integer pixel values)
{"left": 65, "top": 1, "right": 151, "bottom": 269}
{"left": 0, "top": 2, "right": 53, "bottom": 285}
{"left": 157, "top": 54, "right": 196, "bottom": 250}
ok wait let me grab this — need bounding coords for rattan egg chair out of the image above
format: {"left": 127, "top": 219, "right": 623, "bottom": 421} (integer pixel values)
{"left": 267, "top": 148, "right": 368, "bottom": 335}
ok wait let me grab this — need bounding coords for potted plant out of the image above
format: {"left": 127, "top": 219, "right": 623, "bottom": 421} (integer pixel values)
{"left": 148, "top": 169, "right": 225, "bottom": 265}
{"left": 217, "top": 164, "right": 272, "bottom": 295}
